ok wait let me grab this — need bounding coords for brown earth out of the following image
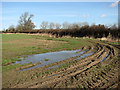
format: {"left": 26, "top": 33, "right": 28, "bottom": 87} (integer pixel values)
{"left": 2, "top": 41, "right": 118, "bottom": 89}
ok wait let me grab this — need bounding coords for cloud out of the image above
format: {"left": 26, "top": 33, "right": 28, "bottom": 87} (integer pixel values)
{"left": 110, "top": 1, "right": 119, "bottom": 7}
{"left": 100, "top": 14, "right": 106, "bottom": 18}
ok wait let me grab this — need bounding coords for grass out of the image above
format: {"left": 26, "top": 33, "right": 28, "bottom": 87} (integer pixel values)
{"left": 12, "top": 61, "right": 16, "bottom": 63}
{"left": 38, "top": 61, "right": 41, "bottom": 64}
{"left": 31, "top": 61, "right": 77, "bottom": 76}
{"left": 36, "top": 72, "right": 41, "bottom": 77}
{"left": 109, "top": 41, "right": 120, "bottom": 45}
{"left": 76, "top": 85, "right": 83, "bottom": 88}
{"left": 45, "top": 58, "right": 49, "bottom": 61}
{"left": 2, "top": 64, "right": 21, "bottom": 71}
{"left": 99, "top": 39, "right": 120, "bottom": 45}
{"left": 42, "top": 72, "right": 47, "bottom": 75}
{"left": 57, "top": 61, "right": 76, "bottom": 70}
{"left": 2, "top": 57, "right": 22, "bottom": 65}
{"left": 29, "top": 62, "right": 32, "bottom": 64}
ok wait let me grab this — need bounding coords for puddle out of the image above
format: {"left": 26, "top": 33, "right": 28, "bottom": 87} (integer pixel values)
{"left": 74, "top": 51, "right": 96, "bottom": 60}
{"left": 101, "top": 51, "right": 110, "bottom": 62}
{"left": 19, "top": 50, "right": 111, "bottom": 71}
{"left": 16, "top": 48, "right": 95, "bottom": 71}
{"left": 16, "top": 49, "right": 87, "bottom": 71}
{"left": 15, "top": 49, "right": 82, "bottom": 65}
{"left": 45, "top": 51, "right": 95, "bottom": 70}
{"left": 46, "top": 65, "right": 60, "bottom": 69}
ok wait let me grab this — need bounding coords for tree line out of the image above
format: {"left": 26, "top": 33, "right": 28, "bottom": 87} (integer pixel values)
{"left": 2, "top": 12, "right": 119, "bottom": 39}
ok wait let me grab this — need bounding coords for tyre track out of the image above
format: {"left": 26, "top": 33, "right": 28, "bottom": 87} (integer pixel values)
{"left": 12, "top": 42, "right": 118, "bottom": 88}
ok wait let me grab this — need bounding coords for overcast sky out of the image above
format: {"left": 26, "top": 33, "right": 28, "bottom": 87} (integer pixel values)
{"left": 1, "top": 1, "right": 119, "bottom": 30}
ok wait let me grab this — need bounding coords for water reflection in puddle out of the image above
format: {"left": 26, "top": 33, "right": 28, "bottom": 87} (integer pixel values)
{"left": 16, "top": 49, "right": 82, "bottom": 64}
{"left": 16, "top": 49, "right": 85, "bottom": 71}
{"left": 16, "top": 48, "right": 95, "bottom": 71}
{"left": 101, "top": 52, "right": 110, "bottom": 62}
{"left": 74, "top": 51, "right": 96, "bottom": 60}
{"left": 46, "top": 65, "right": 59, "bottom": 69}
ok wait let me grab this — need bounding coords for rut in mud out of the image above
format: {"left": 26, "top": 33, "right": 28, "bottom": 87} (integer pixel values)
{"left": 11, "top": 42, "right": 119, "bottom": 88}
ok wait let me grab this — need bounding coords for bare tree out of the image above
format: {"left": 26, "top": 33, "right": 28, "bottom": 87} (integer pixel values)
{"left": 40, "top": 21, "right": 48, "bottom": 29}
{"left": 62, "top": 22, "right": 69, "bottom": 29}
{"left": 55, "top": 23, "right": 61, "bottom": 29}
{"left": 67, "top": 23, "right": 79, "bottom": 29}
{"left": 91, "top": 23, "right": 96, "bottom": 26}
{"left": 18, "top": 12, "right": 35, "bottom": 31}
{"left": 49, "top": 22, "right": 55, "bottom": 29}
{"left": 111, "top": 24, "right": 117, "bottom": 29}
{"left": 82, "top": 22, "right": 89, "bottom": 26}
{"left": 68, "top": 24, "right": 73, "bottom": 29}
{"left": 16, "top": 25, "right": 22, "bottom": 31}
{"left": 72, "top": 23, "right": 79, "bottom": 29}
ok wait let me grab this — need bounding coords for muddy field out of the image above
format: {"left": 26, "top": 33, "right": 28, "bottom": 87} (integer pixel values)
{"left": 2, "top": 34, "right": 119, "bottom": 89}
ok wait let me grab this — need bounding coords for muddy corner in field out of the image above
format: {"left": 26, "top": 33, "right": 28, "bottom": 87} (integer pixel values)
{"left": 2, "top": 34, "right": 120, "bottom": 89}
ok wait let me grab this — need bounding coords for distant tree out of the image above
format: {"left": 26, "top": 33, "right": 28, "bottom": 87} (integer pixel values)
{"left": 91, "top": 23, "right": 96, "bottom": 26}
{"left": 77, "top": 23, "right": 82, "bottom": 28}
{"left": 72, "top": 23, "right": 79, "bottom": 29}
{"left": 111, "top": 24, "right": 117, "bottom": 29}
{"left": 55, "top": 23, "right": 61, "bottom": 29}
{"left": 18, "top": 12, "right": 35, "bottom": 31}
{"left": 62, "top": 22, "right": 69, "bottom": 29}
{"left": 16, "top": 25, "right": 22, "bottom": 31}
{"left": 40, "top": 21, "right": 48, "bottom": 29}
{"left": 81, "top": 22, "right": 89, "bottom": 26}
{"left": 2, "top": 28, "right": 6, "bottom": 32}
{"left": 110, "top": 24, "right": 118, "bottom": 39}
{"left": 68, "top": 24, "right": 72, "bottom": 29}
{"left": 8, "top": 25, "right": 15, "bottom": 32}
{"left": 49, "top": 22, "right": 55, "bottom": 29}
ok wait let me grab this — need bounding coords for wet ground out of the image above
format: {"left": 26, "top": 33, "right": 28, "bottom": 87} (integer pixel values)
{"left": 10, "top": 42, "right": 119, "bottom": 88}
{"left": 2, "top": 37, "right": 119, "bottom": 88}
{"left": 14, "top": 49, "right": 93, "bottom": 71}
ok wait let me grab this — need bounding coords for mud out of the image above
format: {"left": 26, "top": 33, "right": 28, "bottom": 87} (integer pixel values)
{"left": 3, "top": 41, "right": 119, "bottom": 89}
